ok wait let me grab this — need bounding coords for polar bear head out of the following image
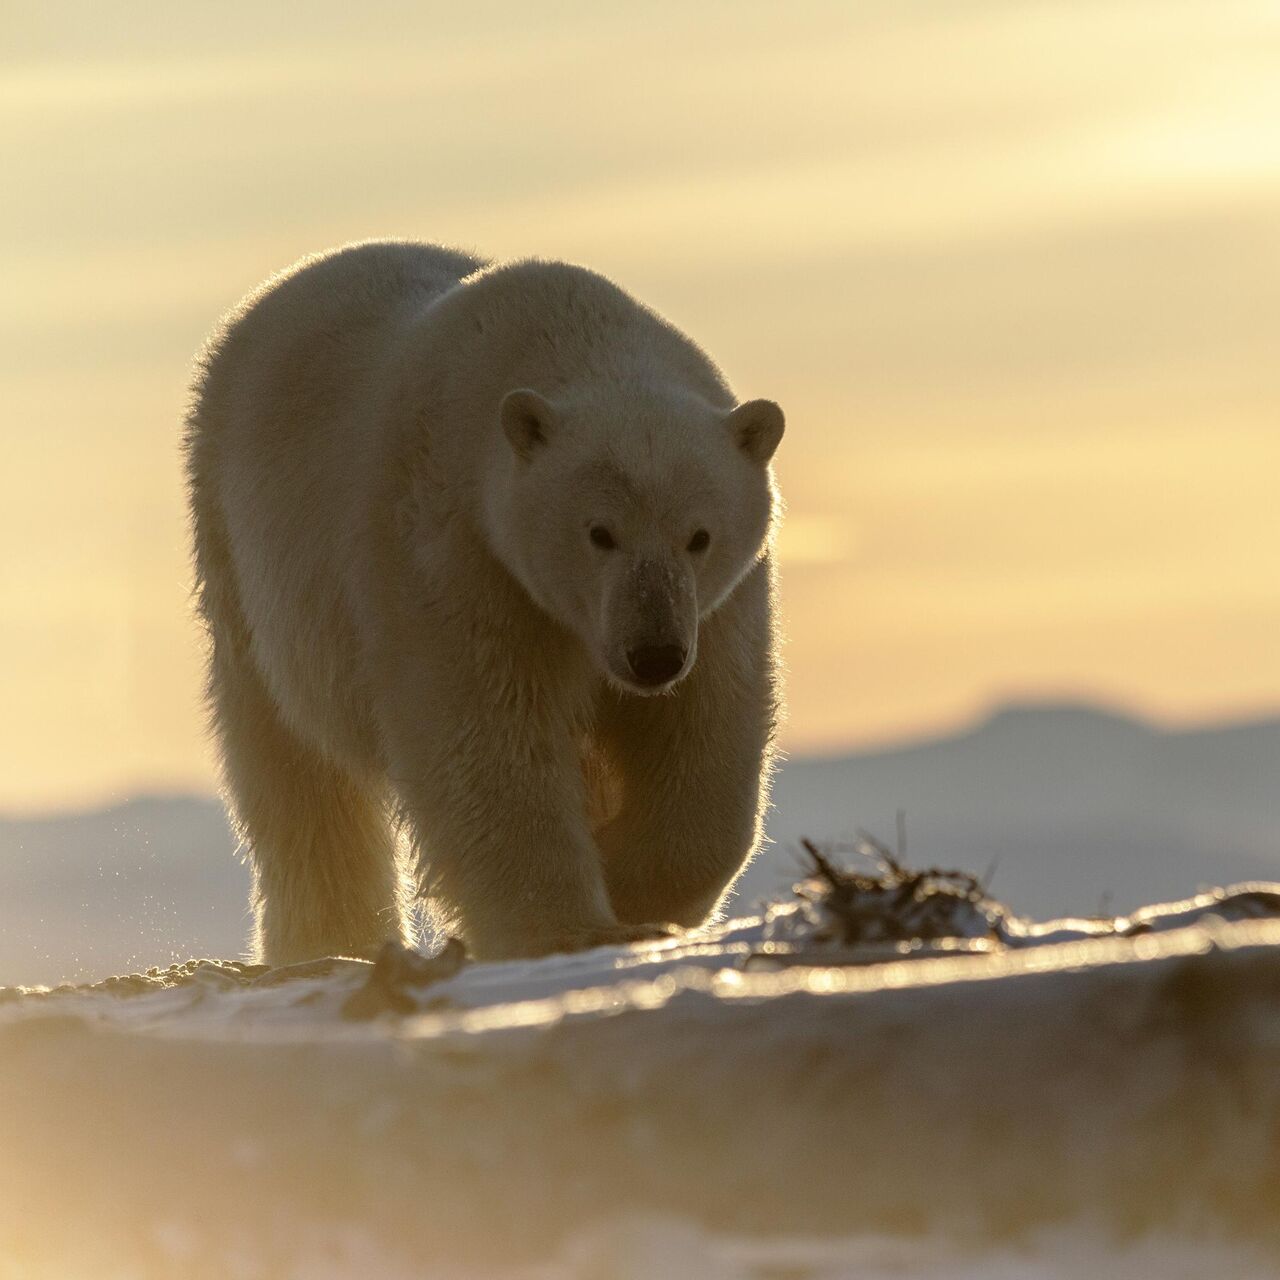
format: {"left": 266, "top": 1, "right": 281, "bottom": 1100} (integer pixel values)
{"left": 486, "top": 383, "right": 783, "bottom": 694}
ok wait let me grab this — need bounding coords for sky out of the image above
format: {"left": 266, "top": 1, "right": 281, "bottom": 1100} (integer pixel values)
{"left": 2, "top": 0, "right": 1279, "bottom": 811}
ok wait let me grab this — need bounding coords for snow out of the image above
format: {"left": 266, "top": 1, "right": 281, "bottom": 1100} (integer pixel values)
{"left": 2, "top": 869, "right": 1279, "bottom": 1278}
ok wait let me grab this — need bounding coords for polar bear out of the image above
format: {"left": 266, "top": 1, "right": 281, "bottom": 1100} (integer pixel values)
{"left": 185, "top": 241, "right": 784, "bottom": 964}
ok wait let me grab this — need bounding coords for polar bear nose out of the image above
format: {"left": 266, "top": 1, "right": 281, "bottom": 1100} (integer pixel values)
{"left": 627, "top": 644, "right": 686, "bottom": 687}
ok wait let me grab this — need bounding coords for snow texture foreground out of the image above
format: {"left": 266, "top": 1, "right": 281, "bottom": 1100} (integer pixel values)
{"left": 2, "top": 858, "right": 1280, "bottom": 1278}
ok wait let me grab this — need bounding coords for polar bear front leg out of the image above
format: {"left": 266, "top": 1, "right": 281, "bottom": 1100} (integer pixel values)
{"left": 379, "top": 621, "right": 668, "bottom": 960}
{"left": 595, "top": 563, "right": 779, "bottom": 929}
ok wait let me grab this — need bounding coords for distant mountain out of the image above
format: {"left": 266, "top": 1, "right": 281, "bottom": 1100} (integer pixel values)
{"left": 0, "top": 796, "right": 248, "bottom": 987}
{"left": 2, "top": 703, "right": 1277, "bottom": 986}
{"left": 745, "top": 702, "right": 1280, "bottom": 920}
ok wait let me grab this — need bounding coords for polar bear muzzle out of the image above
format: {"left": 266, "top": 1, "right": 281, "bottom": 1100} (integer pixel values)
{"left": 607, "top": 554, "right": 697, "bottom": 692}
{"left": 627, "top": 643, "right": 687, "bottom": 688}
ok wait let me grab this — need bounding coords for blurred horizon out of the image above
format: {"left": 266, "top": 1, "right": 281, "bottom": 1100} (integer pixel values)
{"left": 7, "top": 694, "right": 1280, "bottom": 982}
{"left": 6, "top": 689, "right": 1280, "bottom": 814}
{"left": 3, "top": 0, "right": 1279, "bottom": 810}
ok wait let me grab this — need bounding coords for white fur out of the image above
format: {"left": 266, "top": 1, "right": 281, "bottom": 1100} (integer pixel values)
{"left": 185, "top": 241, "right": 784, "bottom": 963}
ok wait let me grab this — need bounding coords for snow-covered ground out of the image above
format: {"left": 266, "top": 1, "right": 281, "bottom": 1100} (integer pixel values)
{"left": 3, "top": 862, "right": 1279, "bottom": 1279}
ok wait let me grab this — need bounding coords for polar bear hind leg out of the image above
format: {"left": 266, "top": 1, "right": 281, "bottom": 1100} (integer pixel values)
{"left": 192, "top": 489, "right": 408, "bottom": 967}
{"left": 208, "top": 636, "right": 408, "bottom": 967}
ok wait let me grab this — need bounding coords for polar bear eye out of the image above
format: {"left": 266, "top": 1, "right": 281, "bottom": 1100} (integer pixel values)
{"left": 589, "top": 525, "right": 617, "bottom": 551}
{"left": 687, "top": 529, "right": 711, "bottom": 554}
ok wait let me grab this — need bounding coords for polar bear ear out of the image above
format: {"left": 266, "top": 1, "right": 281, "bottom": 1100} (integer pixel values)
{"left": 500, "top": 389, "right": 557, "bottom": 461}
{"left": 726, "top": 399, "right": 785, "bottom": 464}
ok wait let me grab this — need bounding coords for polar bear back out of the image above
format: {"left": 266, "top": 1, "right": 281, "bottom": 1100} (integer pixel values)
{"left": 188, "top": 242, "right": 485, "bottom": 764}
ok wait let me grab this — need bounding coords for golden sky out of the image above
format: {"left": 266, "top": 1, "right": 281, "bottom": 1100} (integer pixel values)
{"left": 2, "top": 1, "right": 1279, "bottom": 810}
